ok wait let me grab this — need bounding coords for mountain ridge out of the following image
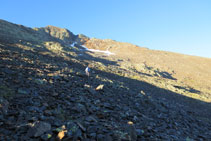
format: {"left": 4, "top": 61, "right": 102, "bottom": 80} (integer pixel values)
{"left": 1, "top": 19, "right": 210, "bottom": 58}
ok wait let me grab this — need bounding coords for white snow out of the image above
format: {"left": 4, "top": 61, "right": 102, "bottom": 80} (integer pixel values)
{"left": 81, "top": 45, "right": 115, "bottom": 55}
{"left": 70, "top": 42, "right": 77, "bottom": 47}
{"left": 69, "top": 43, "right": 115, "bottom": 55}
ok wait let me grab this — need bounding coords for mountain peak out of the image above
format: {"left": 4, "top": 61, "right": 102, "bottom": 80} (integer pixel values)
{"left": 40, "top": 25, "right": 76, "bottom": 44}
{"left": 0, "top": 20, "right": 77, "bottom": 44}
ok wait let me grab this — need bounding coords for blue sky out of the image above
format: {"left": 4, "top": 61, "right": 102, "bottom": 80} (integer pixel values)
{"left": 1, "top": 0, "right": 211, "bottom": 58}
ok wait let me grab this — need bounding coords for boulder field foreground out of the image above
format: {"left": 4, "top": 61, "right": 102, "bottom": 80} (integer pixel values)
{"left": 0, "top": 19, "right": 211, "bottom": 140}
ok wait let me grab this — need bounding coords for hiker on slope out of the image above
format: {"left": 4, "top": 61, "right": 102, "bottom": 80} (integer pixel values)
{"left": 85, "top": 65, "right": 91, "bottom": 77}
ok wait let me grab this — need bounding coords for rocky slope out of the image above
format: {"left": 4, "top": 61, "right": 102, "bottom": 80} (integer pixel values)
{"left": 0, "top": 19, "right": 211, "bottom": 140}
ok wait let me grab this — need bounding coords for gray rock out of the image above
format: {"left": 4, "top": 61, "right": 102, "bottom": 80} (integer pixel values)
{"left": 18, "top": 88, "right": 29, "bottom": 95}
{"left": 76, "top": 121, "right": 86, "bottom": 132}
{"left": 72, "top": 103, "right": 87, "bottom": 113}
{"left": 128, "top": 125, "right": 137, "bottom": 141}
{"left": 66, "top": 121, "right": 79, "bottom": 134}
{"left": 26, "top": 106, "right": 41, "bottom": 113}
{"left": 85, "top": 116, "right": 98, "bottom": 122}
{"left": 0, "top": 97, "right": 9, "bottom": 114}
{"left": 2, "top": 68, "right": 15, "bottom": 74}
{"left": 87, "top": 126, "right": 98, "bottom": 133}
{"left": 41, "top": 133, "right": 52, "bottom": 140}
{"left": 89, "top": 132, "right": 96, "bottom": 138}
{"left": 104, "top": 134, "right": 113, "bottom": 141}
{"left": 88, "top": 87, "right": 97, "bottom": 95}
{"left": 74, "top": 128, "right": 83, "bottom": 140}
{"left": 34, "top": 78, "right": 46, "bottom": 85}
{"left": 27, "top": 121, "right": 51, "bottom": 137}
{"left": 97, "top": 134, "right": 105, "bottom": 141}
{"left": 136, "top": 129, "right": 144, "bottom": 137}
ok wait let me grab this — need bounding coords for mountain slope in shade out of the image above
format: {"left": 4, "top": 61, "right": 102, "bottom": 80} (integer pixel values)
{"left": 0, "top": 19, "right": 211, "bottom": 140}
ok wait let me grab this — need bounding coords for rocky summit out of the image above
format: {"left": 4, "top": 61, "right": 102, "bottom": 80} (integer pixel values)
{"left": 0, "top": 19, "right": 211, "bottom": 140}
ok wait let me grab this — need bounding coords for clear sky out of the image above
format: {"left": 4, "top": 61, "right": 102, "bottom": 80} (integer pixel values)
{"left": 1, "top": 0, "right": 211, "bottom": 58}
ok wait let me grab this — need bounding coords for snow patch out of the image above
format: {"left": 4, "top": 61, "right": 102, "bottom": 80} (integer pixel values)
{"left": 70, "top": 42, "right": 77, "bottom": 47}
{"left": 81, "top": 45, "right": 115, "bottom": 55}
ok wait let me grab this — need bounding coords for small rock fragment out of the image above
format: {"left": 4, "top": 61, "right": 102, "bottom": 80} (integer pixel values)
{"left": 41, "top": 133, "right": 52, "bottom": 141}
{"left": 18, "top": 88, "right": 29, "bottom": 95}
{"left": 57, "top": 130, "right": 67, "bottom": 140}
{"left": 0, "top": 97, "right": 9, "bottom": 114}
{"left": 128, "top": 121, "right": 134, "bottom": 125}
{"left": 96, "top": 84, "right": 104, "bottom": 91}
{"left": 76, "top": 121, "right": 86, "bottom": 132}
